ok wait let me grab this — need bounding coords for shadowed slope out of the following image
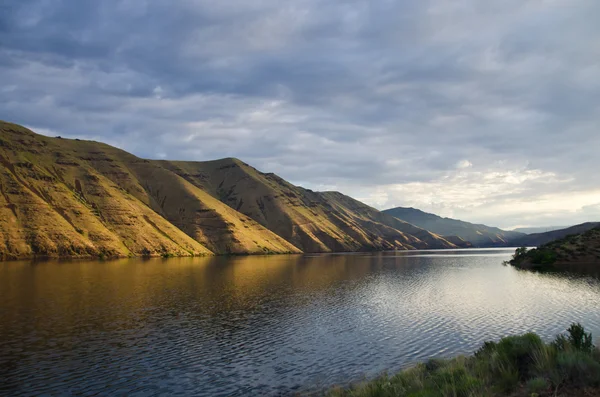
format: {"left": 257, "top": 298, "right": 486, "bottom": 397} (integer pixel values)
{"left": 0, "top": 121, "right": 298, "bottom": 259}
{"left": 441, "top": 235, "right": 473, "bottom": 248}
{"left": 160, "top": 160, "right": 457, "bottom": 252}
{"left": 510, "top": 222, "right": 600, "bottom": 248}
{"left": 319, "top": 192, "right": 457, "bottom": 249}
{"left": 1, "top": 120, "right": 457, "bottom": 259}
{"left": 383, "top": 206, "right": 524, "bottom": 247}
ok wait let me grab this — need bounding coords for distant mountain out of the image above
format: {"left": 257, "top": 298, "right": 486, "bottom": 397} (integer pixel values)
{"left": 0, "top": 121, "right": 456, "bottom": 260}
{"left": 510, "top": 222, "right": 600, "bottom": 248}
{"left": 382, "top": 207, "right": 524, "bottom": 247}
{"left": 512, "top": 226, "right": 570, "bottom": 234}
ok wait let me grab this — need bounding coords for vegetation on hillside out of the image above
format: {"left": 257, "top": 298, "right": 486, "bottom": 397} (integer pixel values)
{"left": 160, "top": 159, "right": 458, "bottom": 253}
{"left": 0, "top": 121, "right": 299, "bottom": 259}
{"left": 509, "top": 223, "right": 600, "bottom": 249}
{"left": 329, "top": 323, "right": 600, "bottom": 397}
{"left": 508, "top": 227, "right": 600, "bottom": 270}
{"left": 0, "top": 120, "right": 456, "bottom": 260}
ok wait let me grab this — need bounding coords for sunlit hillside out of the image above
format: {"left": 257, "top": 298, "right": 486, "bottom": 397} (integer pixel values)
{"left": 0, "top": 121, "right": 456, "bottom": 260}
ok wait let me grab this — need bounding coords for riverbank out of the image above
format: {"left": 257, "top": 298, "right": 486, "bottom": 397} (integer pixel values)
{"left": 507, "top": 227, "right": 600, "bottom": 272}
{"left": 328, "top": 324, "right": 600, "bottom": 397}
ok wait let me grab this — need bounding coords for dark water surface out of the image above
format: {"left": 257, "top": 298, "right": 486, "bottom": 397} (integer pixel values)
{"left": 2, "top": 249, "right": 600, "bottom": 396}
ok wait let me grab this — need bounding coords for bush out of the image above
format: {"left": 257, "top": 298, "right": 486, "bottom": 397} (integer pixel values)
{"left": 473, "top": 333, "right": 544, "bottom": 392}
{"left": 330, "top": 324, "right": 600, "bottom": 397}
{"left": 552, "top": 334, "right": 569, "bottom": 352}
{"left": 557, "top": 351, "right": 600, "bottom": 386}
{"left": 424, "top": 358, "right": 448, "bottom": 371}
{"left": 566, "top": 323, "right": 594, "bottom": 353}
{"left": 429, "top": 365, "right": 483, "bottom": 397}
{"left": 495, "top": 364, "right": 519, "bottom": 393}
{"left": 553, "top": 323, "right": 595, "bottom": 354}
{"left": 508, "top": 246, "right": 558, "bottom": 269}
{"left": 494, "top": 333, "right": 543, "bottom": 379}
{"left": 474, "top": 341, "right": 497, "bottom": 359}
{"left": 532, "top": 343, "right": 557, "bottom": 374}
{"left": 513, "top": 247, "right": 528, "bottom": 260}
{"left": 529, "top": 249, "right": 557, "bottom": 265}
{"left": 526, "top": 377, "right": 548, "bottom": 394}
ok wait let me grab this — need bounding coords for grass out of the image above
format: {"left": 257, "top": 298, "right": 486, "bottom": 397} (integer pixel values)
{"left": 328, "top": 323, "right": 600, "bottom": 397}
{"left": 160, "top": 158, "right": 456, "bottom": 254}
{"left": 0, "top": 120, "right": 303, "bottom": 259}
{"left": 1, "top": 120, "right": 456, "bottom": 260}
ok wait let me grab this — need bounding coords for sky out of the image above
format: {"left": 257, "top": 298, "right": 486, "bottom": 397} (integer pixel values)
{"left": 1, "top": 0, "right": 599, "bottom": 229}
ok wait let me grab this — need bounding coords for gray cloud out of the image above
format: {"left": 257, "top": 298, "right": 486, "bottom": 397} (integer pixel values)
{"left": 1, "top": 0, "right": 599, "bottom": 228}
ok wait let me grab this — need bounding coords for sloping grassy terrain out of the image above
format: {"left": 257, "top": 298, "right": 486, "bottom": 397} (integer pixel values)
{"left": 319, "top": 192, "right": 457, "bottom": 250}
{"left": 0, "top": 120, "right": 459, "bottom": 259}
{"left": 383, "top": 207, "right": 524, "bottom": 247}
{"left": 330, "top": 323, "right": 600, "bottom": 397}
{"left": 441, "top": 235, "right": 473, "bottom": 248}
{"left": 160, "top": 160, "right": 457, "bottom": 252}
{"left": 509, "top": 226, "right": 600, "bottom": 271}
{"left": 510, "top": 222, "right": 600, "bottom": 248}
{"left": 0, "top": 121, "right": 299, "bottom": 259}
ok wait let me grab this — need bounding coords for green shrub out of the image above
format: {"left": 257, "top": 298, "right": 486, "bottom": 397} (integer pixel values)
{"left": 526, "top": 377, "right": 548, "bottom": 394}
{"left": 513, "top": 247, "right": 528, "bottom": 260}
{"left": 429, "top": 365, "right": 483, "bottom": 397}
{"left": 394, "top": 365, "right": 426, "bottom": 392}
{"left": 473, "top": 333, "right": 544, "bottom": 389}
{"left": 553, "top": 323, "right": 595, "bottom": 354}
{"left": 552, "top": 334, "right": 569, "bottom": 352}
{"left": 566, "top": 323, "right": 594, "bottom": 353}
{"left": 532, "top": 343, "right": 558, "bottom": 375}
{"left": 557, "top": 351, "right": 600, "bottom": 386}
{"left": 529, "top": 248, "right": 557, "bottom": 265}
{"left": 424, "top": 358, "right": 448, "bottom": 371}
{"left": 474, "top": 341, "right": 497, "bottom": 358}
{"left": 495, "top": 333, "right": 543, "bottom": 378}
{"left": 495, "top": 364, "right": 519, "bottom": 393}
{"left": 329, "top": 325, "right": 600, "bottom": 397}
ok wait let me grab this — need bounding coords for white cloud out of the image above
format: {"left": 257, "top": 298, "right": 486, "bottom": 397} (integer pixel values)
{"left": 1, "top": 0, "right": 599, "bottom": 228}
{"left": 347, "top": 166, "right": 600, "bottom": 229}
{"left": 456, "top": 160, "right": 473, "bottom": 169}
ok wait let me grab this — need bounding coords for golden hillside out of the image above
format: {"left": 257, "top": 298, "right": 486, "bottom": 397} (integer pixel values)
{"left": 160, "top": 160, "right": 456, "bottom": 252}
{"left": 0, "top": 121, "right": 455, "bottom": 260}
{"left": 0, "top": 121, "right": 299, "bottom": 259}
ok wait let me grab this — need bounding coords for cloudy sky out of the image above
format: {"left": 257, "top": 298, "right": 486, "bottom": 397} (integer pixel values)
{"left": 1, "top": 0, "right": 599, "bottom": 229}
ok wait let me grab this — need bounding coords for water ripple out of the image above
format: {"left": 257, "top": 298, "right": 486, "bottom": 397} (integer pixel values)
{"left": 1, "top": 251, "right": 600, "bottom": 396}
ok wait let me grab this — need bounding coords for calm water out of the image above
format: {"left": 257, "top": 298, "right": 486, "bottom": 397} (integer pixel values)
{"left": 2, "top": 249, "right": 600, "bottom": 396}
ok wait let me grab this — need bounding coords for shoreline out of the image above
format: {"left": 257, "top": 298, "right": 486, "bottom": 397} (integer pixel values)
{"left": 328, "top": 324, "right": 600, "bottom": 397}
{"left": 0, "top": 246, "right": 520, "bottom": 263}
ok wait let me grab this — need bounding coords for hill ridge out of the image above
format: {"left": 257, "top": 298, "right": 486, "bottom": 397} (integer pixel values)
{"left": 0, "top": 120, "right": 455, "bottom": 260}
{"left": 509, "top": 225, "right": 600, "bottom": 271}
{"left": 383, "top": 206, "right": 524, "bottom": 247}
{"left": 510, "top": 222, "right": 600, "bottom": 248}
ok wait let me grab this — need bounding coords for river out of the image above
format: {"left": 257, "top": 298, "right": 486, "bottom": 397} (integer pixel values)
{"left": 1, "top": 249, "right": 599, "bottom": 396}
